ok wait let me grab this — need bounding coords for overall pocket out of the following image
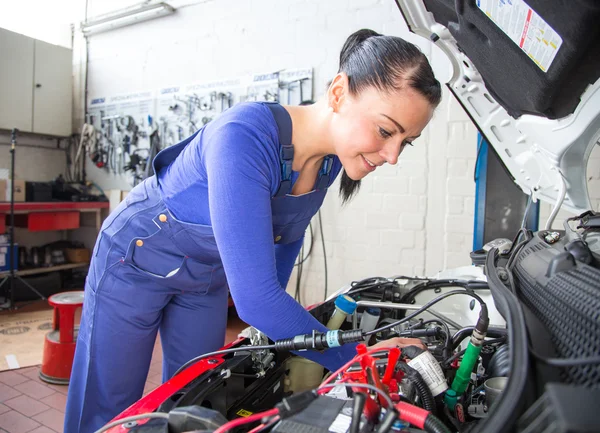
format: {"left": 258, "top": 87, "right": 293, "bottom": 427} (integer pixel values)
{"left": 123, "top": 227, "right": 214, "bottom": 293}
{"left": 272, "top": 216, "right": 312, "bottom": 245}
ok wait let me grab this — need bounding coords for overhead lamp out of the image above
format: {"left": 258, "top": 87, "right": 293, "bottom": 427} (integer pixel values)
{"left": 80, "top": 2, "right": 175, "bottom": 36}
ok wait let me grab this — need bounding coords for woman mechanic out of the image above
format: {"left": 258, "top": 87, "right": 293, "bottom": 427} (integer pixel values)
{"left": 65, "top": 29, "right": 442, "bottom": 432}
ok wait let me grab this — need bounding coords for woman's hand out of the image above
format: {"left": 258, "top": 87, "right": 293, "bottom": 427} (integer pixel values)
{"left": 368, "top": 337, "right": 427, "bottom": 353}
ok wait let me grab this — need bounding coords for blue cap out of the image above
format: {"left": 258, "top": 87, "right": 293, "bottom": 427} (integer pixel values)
{"left": 334, "top": 295, "right": 357, "bottom": 315}
{"left": 366, "top": 308, "right": 381, "bottom": 316}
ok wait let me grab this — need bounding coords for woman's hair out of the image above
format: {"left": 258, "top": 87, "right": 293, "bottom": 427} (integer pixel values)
{"left": 337, "top": 29, "right": 442, "bottom": 204}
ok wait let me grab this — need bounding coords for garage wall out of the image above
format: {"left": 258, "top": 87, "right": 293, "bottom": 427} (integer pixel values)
{"left": 0, "top": 133, "right": 66, "bottom": 183}
{"left": 74, "top": 0, "right": 600, "bottom": 306}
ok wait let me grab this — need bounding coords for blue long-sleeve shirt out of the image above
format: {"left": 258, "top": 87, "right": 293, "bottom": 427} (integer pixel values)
{"left": 157, "top": 102, "right": 357, "bottom": 371}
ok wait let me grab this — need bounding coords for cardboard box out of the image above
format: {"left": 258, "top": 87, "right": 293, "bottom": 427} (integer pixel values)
{"left": 0, "top": 179, "right": 26, "bottom": 202}
{"left": 0, "top": 243, "right": 18, "bottom": 272}
{"left": 65, "top": 248, "right": 91, "bottom": 263}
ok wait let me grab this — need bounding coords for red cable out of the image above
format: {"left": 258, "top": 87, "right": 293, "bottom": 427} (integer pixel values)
{"left": 395, "top": 401, "right": 429, "bottom": 429}
{"left": 213, "top": 408, "right": 279, "bottom": 433}
{"left": 320, "top": 347, "right": 392, "bottom": 387}
{"left": 247, "top": 416, "right": 280, "bottom": 433}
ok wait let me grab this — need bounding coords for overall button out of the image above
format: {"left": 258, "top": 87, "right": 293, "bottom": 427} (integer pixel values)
{"left": 275, "top": 235, "right": 282, "bottom": 242}
{"left": 159, "top": 214, "right": 167, "bottom": 223}
{"left": 136, "top": 240, "right": 144, "bottom": 247}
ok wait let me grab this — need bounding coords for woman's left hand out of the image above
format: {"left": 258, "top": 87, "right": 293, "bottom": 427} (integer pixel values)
{"left": 368, "top": 337, "right": 427, "bottom": 352}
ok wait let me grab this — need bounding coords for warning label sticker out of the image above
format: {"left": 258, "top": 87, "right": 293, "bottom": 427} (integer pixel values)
{"left": 476, "top": 0, "right": 563, "bottom": 72}
{"left": 236, "top": 409, "right": 253, "bottom": 417}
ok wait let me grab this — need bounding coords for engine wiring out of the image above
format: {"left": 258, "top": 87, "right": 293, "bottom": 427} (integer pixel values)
{"left": 119, "top": 281, "right": 511, "bottom": 433}
{"left": 163, "top": 281, "right": 496, "bottom": 433}
{"left": 98, "top": 210, "right": 600, "bottom": 433}
{"left": 363, "top": 289, "right": 488, "bottom": 337}
{"left": 172, "top": 344, "right": 278, "bottom": 378}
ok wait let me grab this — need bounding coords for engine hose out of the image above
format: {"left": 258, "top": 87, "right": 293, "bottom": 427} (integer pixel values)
{"left": 423, "top": 414, "right": 451, "bottom": 433}
{"left": 451, "top": 326, "right": 507, "bottom": 350}
{"left": 396, "top": 363, "right": 436, "bottom": 414}
{"left": 395, "top": 402, "right": 451, "bottom": 433}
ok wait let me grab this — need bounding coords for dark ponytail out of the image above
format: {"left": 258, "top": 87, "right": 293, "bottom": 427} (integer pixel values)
{"left": 336, "top": 29, "right": 442, "bottom": 204}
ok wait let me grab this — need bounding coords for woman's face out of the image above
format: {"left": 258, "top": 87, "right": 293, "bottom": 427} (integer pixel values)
{"left": 329, "top": 75, "right": 435, "bottom": 181}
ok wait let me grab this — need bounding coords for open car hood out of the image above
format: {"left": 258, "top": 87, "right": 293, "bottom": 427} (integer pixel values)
{"left": 396, "top": 0, "right": 600, "bottom": 213}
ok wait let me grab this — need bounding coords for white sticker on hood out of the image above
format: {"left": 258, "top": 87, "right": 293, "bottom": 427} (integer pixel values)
{"left": 476, "top": 0, "right": 563, "bottom": 72}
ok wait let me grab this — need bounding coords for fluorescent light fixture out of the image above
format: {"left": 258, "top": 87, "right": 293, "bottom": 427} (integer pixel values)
{"left": 81, "top": 2, "right": 175, "bottom": 36}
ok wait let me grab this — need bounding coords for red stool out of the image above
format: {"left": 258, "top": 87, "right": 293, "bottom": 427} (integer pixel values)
{"left": 39, "top": 291, "right": 84, "bottom": 385}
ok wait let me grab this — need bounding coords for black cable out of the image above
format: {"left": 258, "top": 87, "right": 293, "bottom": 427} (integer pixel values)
{"left": 506, "top": 239, "right": 529, "bottom": 270}
{"left": 375, "top": 408, "right": 400, "bottom": 433}
{"left": 350, "top": 392, "right": 366, "bottom": 433}
{"left": 423, "top": 413, "right": 452, "bottom": 433}
{"left": 365, "top": 290, "right": 487, "bottom": 337}
{"left": 396, "top": 362, "right": 435, "bottom": 414}
{"left": 505, "top": 228, "right": 533, "bottom": 269}
{"left": 172, "top": 344, "right": 276, "bottom": 379}
{"left": 451, "top": 326, "right": 508, "bottom": 350}
{"left": 295, "top": 241, "right": 304, "bottom": 302}
{"left": 443, "top": 337, "right": 506, "bottom": 367}
{"left": 295, "top": 223, "right": 314, "bottom": 266}
{"left": 506, "top": 269, "right": 518, "bottom": 294}
{"left": 413, "top": 319, "right": 451, "bottom": 358}
{"left": 230, "top": 372, "right": 262, "bottom": 378}
{"left": 400, "top": 279, "right": 489, "bottom": 304}
{"left": 319, "top": 211, "right": 328, "bottom": 302}
{"left": 346, "top": 279, "right": 404, "bottom": 300}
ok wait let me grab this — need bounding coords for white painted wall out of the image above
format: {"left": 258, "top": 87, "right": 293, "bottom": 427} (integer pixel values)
{"left": 71, "top": 0, "right": 600, "bottom": 306}
{"left": 0, "top": 0, "right": 80, "bottom": 49}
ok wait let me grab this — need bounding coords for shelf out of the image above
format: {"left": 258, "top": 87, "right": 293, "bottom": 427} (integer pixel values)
{"left": 0, "top": 202, "right": 109, "bottom": 213}
{"left": 0, "top": 262, "right": 89, "bottom": 277}
{"left": 0, "top": 201, "right": 109, "bottom": 233}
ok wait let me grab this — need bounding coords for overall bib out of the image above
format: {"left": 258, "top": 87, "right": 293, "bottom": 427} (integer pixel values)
{"left": 64, "top": 103, "right": 333, "bottom": 433}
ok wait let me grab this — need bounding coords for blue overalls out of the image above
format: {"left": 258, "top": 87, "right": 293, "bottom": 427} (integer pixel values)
{"left": 64, "top": 103, "right": 333, "bottom": 433}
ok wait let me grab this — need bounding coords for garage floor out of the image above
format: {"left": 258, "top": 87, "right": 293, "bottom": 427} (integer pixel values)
{"left": 0, "top": 301, "right": 247, "bottom": 433}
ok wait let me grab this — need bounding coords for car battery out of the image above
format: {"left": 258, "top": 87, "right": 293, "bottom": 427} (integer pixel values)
{"left": 26, "top": 182, "right": 53, "bottom": 202}
{"left": 272, "top": 396, "right": 371, "bottom": 433}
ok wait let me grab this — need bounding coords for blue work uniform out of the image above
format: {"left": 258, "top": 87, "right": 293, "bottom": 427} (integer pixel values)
{"left": 64, "top": 103, "right": 357, "bottom": 432}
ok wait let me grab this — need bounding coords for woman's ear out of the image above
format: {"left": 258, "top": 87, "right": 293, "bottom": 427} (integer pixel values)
{"left": 327, "top": 73, "right": 349, "bottom": 112}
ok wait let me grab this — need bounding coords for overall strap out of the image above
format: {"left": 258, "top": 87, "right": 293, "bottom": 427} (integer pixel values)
{"left": 265, "top": 103, "right": 294, "bottom": 198}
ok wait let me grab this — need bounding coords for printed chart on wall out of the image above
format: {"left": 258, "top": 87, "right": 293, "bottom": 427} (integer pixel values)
{"left": 242, "top": 68, "right": 313, "bottom": 105}
{"left": 156, "top": 76, "right": 246, "bottom": 149}
{"left": 476, "top": 0, "right": 563, "bottom": 72}
{"left": 85, "top": 68, "right": 312, "bottom": 187}
{"left": 244, "top": 71, "right": 280, "bottom": 103}
{"left": 87, "top": 91, "right": 156, "bottom": 186}
{"left": 279, "top": 68, "right": 314, "bottom": 105}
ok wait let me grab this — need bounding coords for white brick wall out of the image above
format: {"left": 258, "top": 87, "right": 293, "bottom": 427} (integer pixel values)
{"left": 75, "top": 0, "right": 600, "bottom": 307}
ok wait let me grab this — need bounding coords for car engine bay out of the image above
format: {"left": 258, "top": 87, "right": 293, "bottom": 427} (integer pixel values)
{"left": 99, "top": 212, "right": 600, "bottom": 433}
